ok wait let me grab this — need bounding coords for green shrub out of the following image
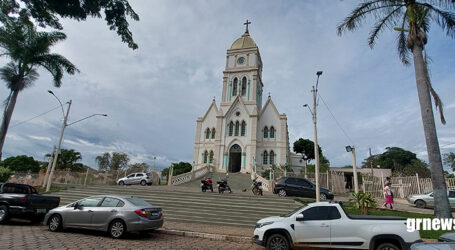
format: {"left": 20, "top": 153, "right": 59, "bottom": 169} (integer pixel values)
{"left": 348, "top": 191, "right": 377, "bottom": 215}
{"left": 0, "top": 167, "right": 13, "bottom": 182}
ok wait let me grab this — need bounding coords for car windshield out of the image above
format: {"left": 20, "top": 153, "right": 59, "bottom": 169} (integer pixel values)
{"left": 280, "top": 205, "right": 306, "bottom": 217}
{"left": 125, "top": 197, "right": 151, "bottom": 207}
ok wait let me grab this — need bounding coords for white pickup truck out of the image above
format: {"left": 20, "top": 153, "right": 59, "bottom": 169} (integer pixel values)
{"left": 253, "top": 201, "right": 422, "bottom": 250}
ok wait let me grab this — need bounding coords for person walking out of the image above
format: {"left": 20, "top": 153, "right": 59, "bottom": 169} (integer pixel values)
{"left": 382, "top": 182, "right": 394, "bottom": 209}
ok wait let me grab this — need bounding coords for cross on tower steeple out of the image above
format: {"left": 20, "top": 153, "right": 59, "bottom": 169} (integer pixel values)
{"left": 243, "top": 20, "right": 251, "bottom": 33}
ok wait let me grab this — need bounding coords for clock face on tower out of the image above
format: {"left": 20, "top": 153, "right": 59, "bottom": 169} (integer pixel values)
{"left": 237, "top": 57, "right": 245, "bottom": 64}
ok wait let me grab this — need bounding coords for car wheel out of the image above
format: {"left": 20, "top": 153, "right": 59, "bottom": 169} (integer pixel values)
{"left": 140, "top": 180, "right": 146, "bottom": 186}
{"left": 376, "top": 242, "right": 400, "bottom": 250}
{"left": 0, "top": 205, "right": 9, "bottom": 224}
{"left": 48, "top": 214, "right": 63, "bottom": 232}
{"left": 320, "top": 193, "right": 327, "bottom": 200}
{"left": 266, "top": 233, "right": 290, "bottom": 250}
{"left": 109, "top": 220, "right": 126, "bottom": 239}
{"left": 118, "top": 181, "right": 125, "bottom": 186}
{"left": 415, "top": 200, "right": 426, "bottom": 209}
{"left": 278, "top": 189, "right": 287, "bottom": 197}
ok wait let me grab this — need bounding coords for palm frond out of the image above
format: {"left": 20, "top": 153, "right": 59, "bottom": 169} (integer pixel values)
{"left": 419, "top": 3, "right": 455, "bottom": 37}
{"left": 369, "top": 6, "right": 404, "bottom": 47}
{"left": 34, "top": 54, "right": 79, "bottom": 87}
{"left": 0, "top": 61, "right": 38, "bottom": 91}
{"left": 397, "top": 14, "right": 411, "bottom": 64}
{"left": 337, "top": 0, "right": 406, "bottom": 35}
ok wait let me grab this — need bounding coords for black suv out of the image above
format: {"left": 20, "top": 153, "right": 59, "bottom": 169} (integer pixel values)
{"left": 273, "top": 177, "right": 334, "bottom": 200}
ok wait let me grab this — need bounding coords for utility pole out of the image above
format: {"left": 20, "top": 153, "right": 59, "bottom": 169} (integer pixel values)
{"left": 46, "top": 100, "right": 72, "bottom": 192}
{"left": 42, "top": 146, "right": 56, "bottom": 187}
{"left": 369, "top": 147, "right": 373, "bottom": 177}
{"left": 352, "top": 147, "right": 359, "bottom": 194}
{"left": 312, "top": 71, "right": 323, "bottom": 202}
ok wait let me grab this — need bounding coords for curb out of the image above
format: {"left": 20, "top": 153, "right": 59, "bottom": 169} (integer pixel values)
{"left": 155, "top": 228, "right": 252, "bottom": 244}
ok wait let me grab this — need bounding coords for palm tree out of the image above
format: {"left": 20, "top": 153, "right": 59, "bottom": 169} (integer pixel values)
{"left": 337, "top": 0, "right": 455, "bottom": 218}
{"left": 0, "top": 16, "right": 78, "bottom": 160}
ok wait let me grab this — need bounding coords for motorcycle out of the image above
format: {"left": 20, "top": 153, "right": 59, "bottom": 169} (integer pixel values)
{"left": 201, "top": 177, "right": 213, "bottom": 192}
{"left": 217, "top": 178, "right": 232, "bottom": 194}
{"left": 252, "top": 177, "right": 263, "bottom": 196}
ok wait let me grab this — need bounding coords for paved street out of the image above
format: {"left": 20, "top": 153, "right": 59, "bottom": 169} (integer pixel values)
{"left": 0, "top": 220, "right": 261, "bottom": 250}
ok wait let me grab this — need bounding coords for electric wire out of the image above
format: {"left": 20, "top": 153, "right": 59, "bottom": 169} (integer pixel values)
{"left": 317, "top": 92, "right": 355, "bottom": 146}
{"left": 10, "top": 104, "right": 64, "bottom": 128}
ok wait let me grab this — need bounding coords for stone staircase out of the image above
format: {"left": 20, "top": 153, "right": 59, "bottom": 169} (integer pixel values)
{"left": 46, "top": 185, "right": 301, "bottom": 227}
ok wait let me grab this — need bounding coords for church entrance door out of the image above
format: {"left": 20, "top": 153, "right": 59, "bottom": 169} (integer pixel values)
{"left": 229, "top": 144, "right": 242, "bottom": 173}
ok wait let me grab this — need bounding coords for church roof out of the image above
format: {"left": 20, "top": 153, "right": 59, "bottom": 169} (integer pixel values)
{"left": 230, "top": 31, "right": 257, "bottom": 50}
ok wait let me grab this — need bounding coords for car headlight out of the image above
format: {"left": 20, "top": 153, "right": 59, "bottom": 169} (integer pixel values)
{"left": 256, "top": 221, "right": 274, "bottom": 228}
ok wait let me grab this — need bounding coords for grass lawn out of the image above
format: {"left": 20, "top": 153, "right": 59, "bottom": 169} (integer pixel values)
{"left": 294, "top": 198, "right": 449, "bottom": 239}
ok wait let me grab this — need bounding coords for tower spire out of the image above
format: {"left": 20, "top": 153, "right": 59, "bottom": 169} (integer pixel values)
{"left": 243, "top": 20, "right": 251, "bottom": 34}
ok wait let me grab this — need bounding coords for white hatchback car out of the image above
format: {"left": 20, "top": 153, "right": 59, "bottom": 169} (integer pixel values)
{"left": 117, "top": 173, "right": 153, "bottom": 186}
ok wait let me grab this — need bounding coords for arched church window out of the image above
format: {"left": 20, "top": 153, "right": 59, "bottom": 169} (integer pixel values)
{"left": 264, "top": 126, "right": 269, "bottom": 138}
{"left": 232, "top": 78, "right": 238, "bottom": 96}
{"left": 211, "top": 128, "right": 216, "bottom": 139}
{"left": 229, "top": 121, "right": 234, "bottom": 136}
{"left": 209, "top": 151, "right": 214, "bottom": 163}
{"left": 235, "top": 121, "right": 240, "bottom": 136}
{"left": 241, "top": 77, "right": 247, "bottom": 96}
{"left": 205, "top": 128, "right": 210, "bottom": 139}
{"left": 263, "top": 151, "right": 268, "bottom": 164}
{"left": 241, "top": 121, "right": 246, "bottom": 136}
{"left": 203, "top": 151, "right": 208, "bottom": 163}
{"left": 270, "top": 151, "right": 275, "bottom": 165}
{"left": 270, "top": 126, "right": 275, "bottom": 138}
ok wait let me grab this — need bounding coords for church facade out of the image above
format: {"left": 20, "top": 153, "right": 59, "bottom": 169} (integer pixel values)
{"left": 193, "top": 25, "right": 290, "bottom": 174}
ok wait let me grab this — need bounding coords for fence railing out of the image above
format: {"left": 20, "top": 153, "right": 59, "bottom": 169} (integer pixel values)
{"left": 170, "top": 165, "right": 214, "bottom": 186}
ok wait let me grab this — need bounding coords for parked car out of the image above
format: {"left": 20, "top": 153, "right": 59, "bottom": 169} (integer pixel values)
{"left": 411, "top": 242, "right": 455, "bottom": 249}
{"left": 273, "top": 177, "right": 334, "bottom": 200}
{"left": 0, "top": 182, "right": 60, "bottom": 223}
{"left": 117, "top": 173, "right": 153, "bottom": 186}
{"left": 253, "top": 201, "right": 422, "bottom": 250}
{"left": 438, "top": 231, "right": 455, "bottom": 242}
{"left": 44, "top": 195, "right": 163, "bottom": 238}
{"left": 407, "top": 190, "right": 455, "bottom": 209}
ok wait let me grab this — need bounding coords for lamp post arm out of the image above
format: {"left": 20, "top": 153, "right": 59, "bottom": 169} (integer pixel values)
{"left": 67, "top": 114, "right": 107, "bottom": 127}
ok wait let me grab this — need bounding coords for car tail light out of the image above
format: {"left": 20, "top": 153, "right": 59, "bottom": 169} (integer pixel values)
{"left": 135, "top": 209, "right": 147, "bottom": 218}
{"left": 160, "top": 211, "right": 163, "bottom": 217}
{"left": 146, "top": 176, "right": 150, "bottom": 179}
{"left": 20, "top": 197, "right": 27, "bottom": 202}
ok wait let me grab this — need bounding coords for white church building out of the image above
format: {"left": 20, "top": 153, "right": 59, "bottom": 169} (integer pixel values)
{"left": 193, "top": 23, "right": 290, "bottom": 174}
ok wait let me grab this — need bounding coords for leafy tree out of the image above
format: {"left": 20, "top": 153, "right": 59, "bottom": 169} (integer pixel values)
{"left": 95, "top": 152, "right": 111, "bottom": 172}
{"left": 0, "top": 166, "right": 12, "bottom": 182}
{"left": 443, "top": 152, "right": 455, "bottom": 171}
{"left": 1, "top": 0, "right": 139, "bottom": 49}
{"left": 171, "top": 162, "right": 192, "bottom": 176}
{"left": 293, "top": 138, "right": 323, "bottom": 161}
{"left": 0, "top": 17, "right": 78, "bottom": 160}
{"left": 128, "top": 162, "right": 148, "bottom": 173}
{"left": 337, "top": 0, "right": 454, "bottom": 218}
{"left": 0, "top": 155, "right": 40, "bottom": 172}
{"left": 45, "top": 149, "right": 82, "bottom": 171}
{"left": 161, "top": 168, "right": 169, "bottom": 179}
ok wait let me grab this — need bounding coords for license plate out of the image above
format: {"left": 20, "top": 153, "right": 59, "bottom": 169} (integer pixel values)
{"left": 36, "top": 209, "right": 46, "bottom": 214}
{"left": 151, "top": 212, "right": 159, "bottom": 216}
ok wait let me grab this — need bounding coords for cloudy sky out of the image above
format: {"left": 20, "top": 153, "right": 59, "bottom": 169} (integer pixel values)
{"left": 1, "top": 0, "right": 454, "bottom": 171}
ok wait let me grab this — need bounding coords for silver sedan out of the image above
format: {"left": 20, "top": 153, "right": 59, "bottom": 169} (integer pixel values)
{"left": 44, "top": 195, "right": 163, "bottom": 238}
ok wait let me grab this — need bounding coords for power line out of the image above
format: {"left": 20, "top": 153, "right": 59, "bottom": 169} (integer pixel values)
{"left": 10, "top": 105, "right": 63, "bottom": 128}
{"left": 318, "top": 92, "right": 355, "bottom": 146}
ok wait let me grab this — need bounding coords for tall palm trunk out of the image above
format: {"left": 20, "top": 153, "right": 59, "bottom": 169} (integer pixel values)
{"left": 0, "top": 90, "right": 19, "bottom": 160}
{"left": 411, "top": 41, "right": 452, "bottom": 218}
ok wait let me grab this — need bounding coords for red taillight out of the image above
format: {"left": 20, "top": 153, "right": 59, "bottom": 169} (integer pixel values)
{"left": 20, "top": 197, "right": 27, "bottom": 202}
{"left": 160, "top": 211, "right": 163, "bottom": 217}
{"left": 146, "top": 176, "right": 150, "bottom": 179}
{"left": 135, "top": 209, "right": 147, "bottom": 217}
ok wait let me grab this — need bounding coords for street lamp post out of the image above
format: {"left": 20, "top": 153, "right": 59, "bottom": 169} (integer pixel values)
{"left": 45, "top": 91, "right": 107, "bottom": 192}
{"left": 304, "top": 71, "right": 323, "bottom": 202}
{"left": 346, "top": 145, "right": 359, "bottom": 193}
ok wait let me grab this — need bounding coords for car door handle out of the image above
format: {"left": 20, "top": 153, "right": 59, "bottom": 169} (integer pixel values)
{"left": 88, "top": 210, "right": 93, "bottom": 213}
{"left": 110, "top": 210, "right": 117, "bottom": 212}
{"left": 320, "top": 224, "right": 329, "bottom": 227}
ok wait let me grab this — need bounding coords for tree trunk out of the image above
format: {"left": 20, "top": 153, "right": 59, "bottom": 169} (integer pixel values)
{"left": 412, "top": 44, "right": 452, "bottom": 218}
{"left": 0, "top": 90, "right": 19, "bottom": 160}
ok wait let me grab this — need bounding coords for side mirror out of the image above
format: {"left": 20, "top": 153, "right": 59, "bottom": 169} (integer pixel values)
{"left": 430, "top": 194, "right": 434, "bottom": 197}
{"left": 296, "top": 214, "right": 304, "bottom": 221}
{"left": 74, "top": 202, "right": 82, "bottom": 210}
